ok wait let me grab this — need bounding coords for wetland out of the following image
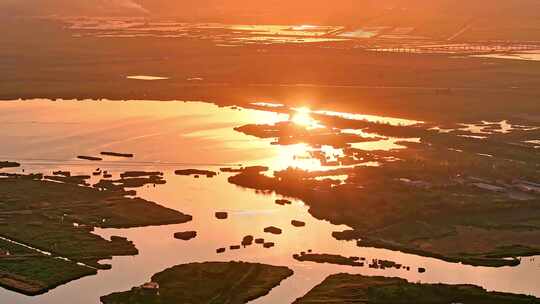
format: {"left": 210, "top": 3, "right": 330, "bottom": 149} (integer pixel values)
{"left": 0, "top": 99, "right": 539, "bottom": 303}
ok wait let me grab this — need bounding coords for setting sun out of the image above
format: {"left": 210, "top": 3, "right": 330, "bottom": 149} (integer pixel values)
{"left": 290, "top": 107, "right": 324, "bottom": 129}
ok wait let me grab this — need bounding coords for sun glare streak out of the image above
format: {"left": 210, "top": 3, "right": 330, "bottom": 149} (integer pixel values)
{"left": 313, "top": 110, "right": 422, "bottom": 126}
{"left": 290, "top": 107, "right": 324, "bottom": 129}
{"left": 272, "top": 143, "right": 318, "bottom": 171}
{"left": 264, "top": 143, "right": 350, "bottom": 172}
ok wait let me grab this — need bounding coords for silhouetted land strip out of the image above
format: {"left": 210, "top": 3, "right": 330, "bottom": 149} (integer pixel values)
{"left": 293, "top": 274, "right": 540, "bottom": 303}
{"left": 94, "top": 175, "right": 166, "bottom": 192}
{"left": 276, "top": 199, "right": 292, "bottom": 206}
{"left": 100, "top": 151, "right": 134, "bottom": 158}
{"left": 100, "top": 262, "right": 293, "bottom": 304}
{"left": 264, "top": 226, "right": 282, "bottom": 235}
{"left": 263, "top": 242, "right": 275, "bottom": 248}
{"left": 291, "top": 220, "right": 305, "bottom": 227}
{"left": 175, "top": 169, "right": 217, "bottom": 178}
{"left": 0, "top": 238, "right": 96, "bottom": 296}
{"left": 215, "top": 211, "right": 228, "bottom": 219}
{"left": 220, "top": 166, "right": 269, "bottom": 174}
{"left": 173, "top": 231, "right": 197, "bottom": 241}
{"left": 77, "top": 155, "right": 102, "bottom": 161}
{"left": 119, "top": 171, "right": 163, "bottom": 178}
{"left": 92, "top": 171, "right": 166, "bottom": 193}
{"left": 293, "top": 252, "right": 365, "bottom": 267}
{"left": 242, "top": 235, "right": 254, "bottom": 246}
{"left": 0, "top": 161, "right": 20, "bottom": 169}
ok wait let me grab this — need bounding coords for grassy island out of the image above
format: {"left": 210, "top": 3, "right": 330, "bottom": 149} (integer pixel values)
{"left": 101, "top": 261, "right": 293, "bottom": 304}
{"left": 294, "top": 274, "right": 540, "bottom": 303}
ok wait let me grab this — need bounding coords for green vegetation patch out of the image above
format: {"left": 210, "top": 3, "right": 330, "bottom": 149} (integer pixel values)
{"left": 0, "top": 175, "right": 192, "bottom": 294}
{"left": 0, "top": 239, "right": 96, "bottom": 295}
{"left": 101, "top": 261, "right": 293, "bottom": 304}
{"left": 294, "top": 274, "right": 540, "bottom": 303}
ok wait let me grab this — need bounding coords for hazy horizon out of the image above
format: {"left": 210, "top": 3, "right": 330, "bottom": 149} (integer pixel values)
{"left": 2, "top": 0, "right": 540, "bottom": 25}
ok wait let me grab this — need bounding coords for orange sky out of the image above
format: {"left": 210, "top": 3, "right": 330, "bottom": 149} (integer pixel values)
{"left": 1, "top": 0, "right": 539, "bottom": 26}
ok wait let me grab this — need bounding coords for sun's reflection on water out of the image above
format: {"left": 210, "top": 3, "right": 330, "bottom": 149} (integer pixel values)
{"left": 244, "top": 105, "right": 419, "bottom": 171}
{"left": 0, "top": 99, "right": 418, "bottom": 175}
{"left": 350, "top": 137, "right": 420, "bottom": 151}
{"left": 266, "top": 143, "right": 348, "bottom": 172}
{"left": 290, "top": 107, "right": 325, "bottom": 129}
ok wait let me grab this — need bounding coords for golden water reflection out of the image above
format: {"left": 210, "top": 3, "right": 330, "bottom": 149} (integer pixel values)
{"left": 126, "top": 75, "right": 169, "bottom": 81}
{"left": 0, "top": 99, "right": 420, "bottom": 174}
{"left": 267, "top": 143, "right": 346, "bottom": 172}
{"left": 290, "top": 107, "right": 325, "bottom": 129}
{"left": 350, "top": 137, "right": 421, "bottom": 151}
{"left": 312, "top": 109, "right": 422, "bottom": 126}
